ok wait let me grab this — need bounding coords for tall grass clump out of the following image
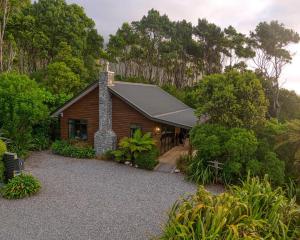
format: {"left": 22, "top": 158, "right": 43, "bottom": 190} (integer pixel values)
{"left": 159, "top": 175, "right": 300, "bottom": 239}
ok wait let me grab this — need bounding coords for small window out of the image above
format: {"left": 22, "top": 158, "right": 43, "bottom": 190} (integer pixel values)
{"left": 68, "top": 119, "right": 88, "bottom": 140}
{"left": 130, "top": 124, "right": 142, "bottom": 137}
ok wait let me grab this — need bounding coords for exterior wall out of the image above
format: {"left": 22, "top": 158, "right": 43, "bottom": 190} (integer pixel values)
{"left": 60, "top": 86, "right": 162, "bottom": 147}
{"left": 60, "top": 87, "right": 99, "bottom": 146}
{"left": 111, "top": 95, "right": 161, "bottom": 145}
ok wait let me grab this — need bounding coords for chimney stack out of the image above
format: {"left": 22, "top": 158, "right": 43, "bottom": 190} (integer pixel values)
{"left": 94, "top": 63, "right": 116, "bottom": 156}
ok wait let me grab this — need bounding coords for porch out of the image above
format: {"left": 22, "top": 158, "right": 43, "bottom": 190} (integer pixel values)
{"left": 155, "top": 145, "right": 190, "bottom": 173}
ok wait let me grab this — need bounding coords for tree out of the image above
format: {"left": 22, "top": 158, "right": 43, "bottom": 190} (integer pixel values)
{"left": 251, "top": 21, "right": 300, "bottom": 117}
{"left": 42, "top": 62, "right": 82, "bottom": 96}
{"left": 0, "top": 73, "right": 48, "bottom": 152}
{"left": 275, "top": 119, "right": 300, "bottom": 182}
{"left": 0, "top": 0, "right": 30, "bottom": 72}
{"left": 5, "top": 0, "right": 103, "bottom": 82}
{"left": 223, "top": 25, "right": 255, "bottom": 70}
{"left": 193, "top": 19, "right": 226, "bottom": 75}
{"left": 278, "top": 89, "right": 300, "bottom": 121}
{"left": 194, "top": 70, "right": 268, "bottom": 128}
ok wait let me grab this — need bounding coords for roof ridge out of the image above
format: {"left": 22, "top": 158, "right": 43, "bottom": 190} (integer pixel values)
{"left": 154, "top": 108, "right": 192, "bottom": 118}
{"left": 114, "top": 81, "right": 157, "bottom": 87}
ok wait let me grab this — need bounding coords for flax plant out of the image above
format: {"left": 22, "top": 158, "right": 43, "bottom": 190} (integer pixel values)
{"left": 158, "top": 176, "right": 300, "bottom": 239}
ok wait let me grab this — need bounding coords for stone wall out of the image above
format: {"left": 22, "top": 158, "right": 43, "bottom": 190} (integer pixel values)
{"left": 94, "top": 71, "right": 117, "bottom": 155}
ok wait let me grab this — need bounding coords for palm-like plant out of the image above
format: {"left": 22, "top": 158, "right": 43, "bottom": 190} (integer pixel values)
{"left": 113, "top": 129, "right": 156, "bottom": 163}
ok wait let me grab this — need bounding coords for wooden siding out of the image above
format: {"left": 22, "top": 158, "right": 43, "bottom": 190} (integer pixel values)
{"left": 60, "top": 86, "right": 162, "bottom": 146}
{"left": 111, "top": 95, "right": 161, "bottom": 143}
{"left": 60, "top": 87, "right": 99, "bottom": 146}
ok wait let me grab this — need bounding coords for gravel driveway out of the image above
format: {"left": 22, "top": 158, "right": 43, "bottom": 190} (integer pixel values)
{"left": 0, "top": 151, "right": 196, "bottom": 240}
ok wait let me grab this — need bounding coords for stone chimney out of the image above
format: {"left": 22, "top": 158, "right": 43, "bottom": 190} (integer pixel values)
{"left": 94, "top": 64, "right": 117, "bottom": 156}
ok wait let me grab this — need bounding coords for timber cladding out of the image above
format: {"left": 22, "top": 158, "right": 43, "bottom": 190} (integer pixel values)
{"left": 60, "top": 86, "right": 99, "bottom": 146}
{"left": 60, "top": 86, "right": 161, "bottom": 146}
{"left": 112, "top": 94, "right": 161, "bottom": 143}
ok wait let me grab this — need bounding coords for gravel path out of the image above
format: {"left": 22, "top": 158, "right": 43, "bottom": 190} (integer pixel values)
{"left": 0, "top": 151, "right": 196, "bottom": 240}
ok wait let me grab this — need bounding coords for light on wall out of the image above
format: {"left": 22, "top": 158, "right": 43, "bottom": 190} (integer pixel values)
{"left": 154, "top": 126, "right": 161, "bottom": 135}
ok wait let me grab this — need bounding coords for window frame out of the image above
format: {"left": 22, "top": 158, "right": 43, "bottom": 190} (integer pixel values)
{"left": 130, "top": 123, "right": 142, "bottom": 137}
{"left": 68, "top": 119, "right": 88, "bottom": 141}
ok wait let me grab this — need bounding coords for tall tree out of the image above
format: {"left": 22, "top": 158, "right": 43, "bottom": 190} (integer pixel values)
{"left": 193, "top": 70, "right": 268, "bottom": 129}
{"left": 251, "top": 21, "right": 300, "bottom": 117}
{"left": 0, "top": 0, "right": 30, "bottom": 72}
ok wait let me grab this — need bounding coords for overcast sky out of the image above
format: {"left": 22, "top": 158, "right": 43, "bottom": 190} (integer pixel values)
{"left": 67, "top": 0, "right": 300, "bottom": 93}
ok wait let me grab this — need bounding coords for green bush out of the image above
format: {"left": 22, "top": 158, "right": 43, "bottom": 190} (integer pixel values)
{"left": 176, "top": 154, "right": 193, "bottom": 173}
{"left": 159, "top": 176, "right": 300, "bottom": 239}
{"left": 51, "top": 140, "right": 95, "bottom": 159}
{"left": 186, "top": 158, "right": 214, "bottom": 185}
{"left": 189, "top": 123, "right": 285, "bottom": 184}
{"left": 112, "top": 129, "right": 156, "bottom": 164}
{"left": 0, "top": 140, "right": 7, "bottom": 182}
{"left": 135, "top": 147, "right": 159, "bottom": 170}
{"left": 0, "top": 139, "right": 6, "bottom": 158}
{"left": 0, "top": 73, "right": 49, "bottom": 157}
{"left": 1, "top": 174, "right": 41, "bottom": 199}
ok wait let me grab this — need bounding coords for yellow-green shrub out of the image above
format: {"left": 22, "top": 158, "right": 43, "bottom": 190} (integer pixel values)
{"left": 159, "top": 176, "right": 300, "bottom": 239}
{"left": 0, "top": 140, "right": 7, "bottom": 182}
{"left": 1, "top": 173, "right": 41, "bottom": 199}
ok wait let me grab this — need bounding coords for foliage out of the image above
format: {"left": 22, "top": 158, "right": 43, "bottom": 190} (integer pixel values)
{"left": 193, "top": 70, "right": 268, "bottom": 128}
{"left": 0, "top": 140, "right": 7, "bottom": 182}
{"left": 251, "top": 21, "right": 300, "bottom": 117}
{"left": 189, "top": 124, "right": 285, "bottom": 184}
{"left": 278, "top": 89, "right": 300, "bottom": 121}
{"left": 107, "top": 9, "right": 255, "bottom": 87}
{"left": 51, "top": 140, "right": 95, "bottom": 159}
{"left": 1, "top": 173, "right": 41, "bottom": 199}
{"left": 176, "top": 154, "right": 193, "bottom": 174}
{"left": 0, "top": 139, "right": 7, "bottom": 159}
{"left": 135, "top": 147, "right": 159, "bottom": 170}
{"left": 41, "top": 62, "right": 83, "bottom": 96}
{"left": 0, "top": 73, "right": 49, "bottom": 156}
{"left": 159, "top": 176, "right": 300, "bottom": 240}
{"left": 162, "top": 84, "right": 196, "bottom": 108}
{"left": 275, "top": 119, "right": 300, "bottom": 182}
{"left": 9, "top": 0, "right": 103, "bottom": 79}
{"left": 186, "top": 158, "right": 214, "bottom": 185}
{"left": 101, "top": 150, "right": 115, "bottom": 161}
{"left": 112, "top": 129, "right": 156, "bottom": 164}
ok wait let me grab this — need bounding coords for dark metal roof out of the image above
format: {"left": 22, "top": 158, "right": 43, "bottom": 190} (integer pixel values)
{"left": 109, "top": 81, "right": 198, "bottom": 128}
{"left": 51, "top": 80, "right": 199, "bottom": 129}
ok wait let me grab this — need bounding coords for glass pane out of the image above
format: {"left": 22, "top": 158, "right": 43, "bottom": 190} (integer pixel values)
{"left": 68, "top": 119, "right": 88, "bottom": 140}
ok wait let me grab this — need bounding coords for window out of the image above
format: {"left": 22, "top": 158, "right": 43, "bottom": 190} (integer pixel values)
{"left": 130, "top": 124, "right": 142, "bottom": 137}
{"left": 68, "top": 119, "right": 88, "bottom": 140}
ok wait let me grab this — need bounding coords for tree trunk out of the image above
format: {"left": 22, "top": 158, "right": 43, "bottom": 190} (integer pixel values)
{"left": 0, "top": 0, "right": 9, "bottom": 72}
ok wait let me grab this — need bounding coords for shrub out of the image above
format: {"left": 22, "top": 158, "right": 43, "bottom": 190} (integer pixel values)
{"left": 159, "top": 176, "right": 300, "bottom": 239}
{"left": 0, "top": 140, "right": 7, "bottom": 182}
{"left": 1, "top": 174, "right": 41, "bottom": 199}
{"left": 186, "top": 158, "right": 214, "bottom": 185}
{"left": 101, "top": 149, "right": 114, "bottom": 160}
{"left": 51, "top": 140, "right": 95, "bottom": 159}
{"left": 189, "top": 123, "right": 285, "bottom": 184}
{"left": 0, "top": 139, "right": 6, "bottom": 158}
{"left": 0, "top": 73, "right": 49, "bottom": 157}
{"left": 135, "top": 147, "right": 159, "bottom": 170}
{"left": 112, "top": 129, "right": 156, "bottom": 164}
{"left": 176, "top": 154, "right": 192, "bottom": 173}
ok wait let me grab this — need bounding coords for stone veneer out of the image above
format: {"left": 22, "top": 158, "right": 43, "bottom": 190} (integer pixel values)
{"left": 94, "top": 71, "right": 117, "bottom": 155}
